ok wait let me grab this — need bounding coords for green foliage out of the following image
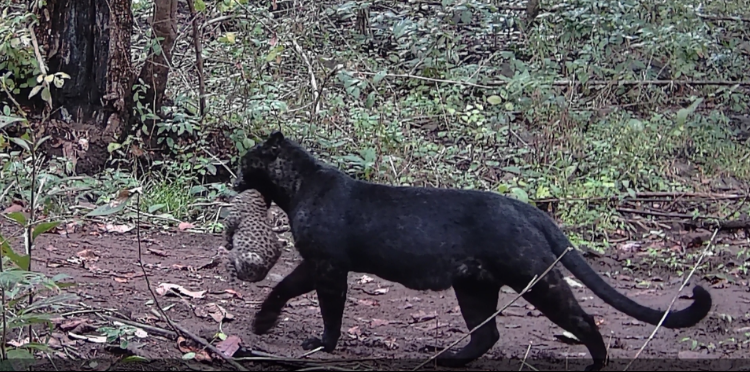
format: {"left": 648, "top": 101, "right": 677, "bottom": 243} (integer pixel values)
{"left": 0, "top": 119, "right": 78, "bottom": 364}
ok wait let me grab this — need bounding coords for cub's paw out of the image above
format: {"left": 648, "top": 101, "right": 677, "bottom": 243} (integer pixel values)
{"left": 252, "top": 309, "right": 281, "bottom": 335}
{"left": 435, "top": 352, "right": 472, "bottom": 368}
{"left": 301, "top": 337, "right": 324, "bottom": 351}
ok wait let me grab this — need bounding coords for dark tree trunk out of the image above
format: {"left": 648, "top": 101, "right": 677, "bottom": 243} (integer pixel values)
{"left": 35, "top": 0, "right": 133, "bottom": 175}
{"left": 137, "top": 0, "right": 178, "bottom": 113}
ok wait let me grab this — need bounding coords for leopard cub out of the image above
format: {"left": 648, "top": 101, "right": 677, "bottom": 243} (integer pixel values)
{"left": 223, "top": 189, "right": 283, "bottom": 282}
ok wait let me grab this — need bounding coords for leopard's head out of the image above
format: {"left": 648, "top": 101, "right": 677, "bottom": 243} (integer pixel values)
{"left": 234, "top": 131, "right": 319, "bottom": 211}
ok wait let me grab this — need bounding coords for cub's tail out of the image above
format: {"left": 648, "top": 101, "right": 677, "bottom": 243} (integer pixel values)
{"left": 542, "top": 222, "right": 712, "bottom": 328}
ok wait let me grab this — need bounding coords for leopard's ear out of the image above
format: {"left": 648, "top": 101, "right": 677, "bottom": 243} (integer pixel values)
{"left": 268, "top": 131, "right": 284, "bottom": 143}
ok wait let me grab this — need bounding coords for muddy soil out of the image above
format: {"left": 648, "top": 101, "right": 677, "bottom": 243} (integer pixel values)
{"left": 1, "top": 214, "right": 748, "bottom": 371}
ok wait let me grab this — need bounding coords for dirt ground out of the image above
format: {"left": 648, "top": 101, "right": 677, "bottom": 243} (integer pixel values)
{"left": 2, "top": 207, "right": 749, "bottom": 371}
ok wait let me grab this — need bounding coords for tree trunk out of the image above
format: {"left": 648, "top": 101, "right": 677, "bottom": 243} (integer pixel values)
{"left": 137, "top": 0, "right": 178, "bottom": 114}
{"left": 35, "top": 0, "right": 133, "bottom": 175}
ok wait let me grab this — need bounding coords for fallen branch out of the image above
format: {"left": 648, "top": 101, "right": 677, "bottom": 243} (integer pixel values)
{"left": 623, "top": 227, "right": 720, "bottom": 371}
{"left": 616, "top": 207, "right": 750, "bottom": 230}
{"left": 103, "top": 315, "right": 178, "bottom": 340}
{"left": 697, "top": 13, "right": 750, "bottom": 23}
{"left": 412, "top": 247, "right": 574, "bottom": 371}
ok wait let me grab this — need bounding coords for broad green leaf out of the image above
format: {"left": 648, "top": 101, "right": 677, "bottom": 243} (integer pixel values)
{"left": 41, "top": 87, "right": 52, "bottom": 104}
{"left": 486, "top": 95, "right": 502, "bottom": 105}
{"left": 148, "top": 204, "right": 166, "bottom": 213}
{"left": 194, "top": 0, "right": 206, "bottom": 12}
{"left": 107, "top": 142, "right": 122, "bottom": 153}
{"left": 7, "top": 212, "right": 27, "bottom": 226}
{"left": 676, "top": 97, "right": 703, "bottom": 127}
{"left": 32, "top": 221, "right": 61, "bottom": 240}
{"left": 85, "top": 197, "right": 131, "bottom": 217}
{"left": 182, "top": 352, "right": 196, "bottom": 360}
{"left": 510, "top": 187, "right": 529, "bottom": 204}
{"left": 0, "top": 115, "right": 25, "bottom": 130}
{"left": 9, "top": 137, "right": 30, "bottom": 151}
{"left": 373, "top": 70, "right": 387, "bottom": 84}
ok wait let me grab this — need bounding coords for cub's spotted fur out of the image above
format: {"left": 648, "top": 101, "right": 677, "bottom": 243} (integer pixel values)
{"left": 224, "top": 189, "right": 283, "bottom": 283}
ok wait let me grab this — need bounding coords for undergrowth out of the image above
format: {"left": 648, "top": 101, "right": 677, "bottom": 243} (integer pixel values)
{"left": 1, "top": 0, "right": 749, "bottom": 257}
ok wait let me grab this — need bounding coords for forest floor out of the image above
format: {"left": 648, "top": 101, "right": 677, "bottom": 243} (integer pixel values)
{"left": 2, "top": 204, "right": 748, "bottom": 371}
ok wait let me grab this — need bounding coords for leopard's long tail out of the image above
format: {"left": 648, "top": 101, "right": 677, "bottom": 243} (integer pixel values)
{"left": 539, "top": 219, "right": 712, "bottom": 329}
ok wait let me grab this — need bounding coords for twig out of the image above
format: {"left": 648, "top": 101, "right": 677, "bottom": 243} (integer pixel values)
{"left": 519, "top": 342, "right": 537, "bottom": 371}
{"left": 412, "top": 247, "right": 574, "bottom": 371}
{"left": 623, "top": 227, "right": 719, "bottom": 371}
{"left": 103, "top": 315, "right": 178, "bottom": 340}
{"left": 186, "top": 0, "right": 206, "bottom": 117}
{"left": 291, "top": 39, "right": 320, "bottom": 116}
{"left": 0, "top": 80, "right": 27, "bottom": 118}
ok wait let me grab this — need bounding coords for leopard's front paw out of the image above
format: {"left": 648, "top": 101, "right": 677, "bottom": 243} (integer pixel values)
{"left": 253, "top": 309, "right": 281, "bottom": 335}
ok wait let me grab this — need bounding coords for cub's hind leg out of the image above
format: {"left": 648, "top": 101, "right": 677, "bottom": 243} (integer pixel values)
{"left": 436, "top": 280, "right": 501, "bottom": 367}
{"left": 509, "top": 268, "right": 606, "bottom": 371}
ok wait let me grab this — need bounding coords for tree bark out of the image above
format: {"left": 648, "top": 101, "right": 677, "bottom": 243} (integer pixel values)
{"left": 137, "top": 0, "right": 178, "bottom": 114}
{"left": 35, "top": 0, "right": 133, "bottom": 175}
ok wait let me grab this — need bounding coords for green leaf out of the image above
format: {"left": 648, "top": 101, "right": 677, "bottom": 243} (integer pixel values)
{"left": 510, "top": 187, "right": 529, "bottom": 204}
{"left": 190, "top": 185, "right": 207, "bottom": 195}
{"left": 393, "top": 20, "right": 408, "bottom": 39}
{"left": 0, "top": 115, "right": 25, "bottom": 130}
{"left": 107, "top": 142, "right": 122, "bottom": 153}
{"left": 148, "top": 204, "right": 166, "bottom": 213}
{"left": 365, "top": 92, "right": 376, "bottom": 109}
{"left": 182, "top": 352, "right": 196, "bottom": 360}
{"left": 7, "top": 212, "right": 27, "bottom": 226}
{"left": 32, "top": 221, "right": 61, "bottom": 240}
{"left": 85, "top": 197, "right": 131, "bottom": 217}
{"left": 28, "top": 84, "right": 42, "bottom": 99}
{"left": 675, "top": 97, "right": 703, "bottom": 127}
{"left": 194, "top": 0, "right": 206, "bottom": 12}
{"left": 486, "top": 95, "right": 502, "bottom": 105}
{"left": 460, "top": 10, "right": 472, "bottom": 24}
{"left": 41, "top": 86, "right": 52, "bottom": 105}
{"left": 373, "top": 70, "right": 387, "bottom": 84}
{"left": 9, "top": 137, "right": 30, "bottom": 151}
{"left": 122, "top": 356, "right": 150, "bottom": 363}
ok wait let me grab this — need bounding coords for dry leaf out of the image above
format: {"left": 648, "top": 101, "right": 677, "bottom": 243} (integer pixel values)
{"left": 134, "top": 329, "right": 148, "bottom": 338}
{"left": 224, "top": 289, "right": 243, "bottom": 299}
{"left": 370, "top": 319, "right": 389, "bottom": 327}
{"left": 215, "top": 335, "right": 242, "bottom": 357}
{"left": 358, "top": 275, "right": 374, "bottom": 284}
{"left": 3, "top": 203, "right": 24, "bottom": 214}
{"left": 347, "top": 326, "right": 361, "bottom": 336}
{"left": 373, "top": 288, "right": 389, "bottom": 295}
{"left": 178, "top": 222, "right": 195, "bottom": 231}
{"left": 155, "top": 283, "right": 205, "bottom": 299}
{"left": 103, "top": 223, "right": 134, "bottom": 233}
{"left": 357, "top": 299, "right": 379, "bottom": 307}
{"left": 410, "top": 310, "right": 437, "bottom": 323}
{"left": 148, "top": 248, "right": 169, "bottom": 257}
{"left": 68, "top": 332, "right": 107, "bottom": 343}
{"left": 113, "top": 277, "right": 128, "bottom": 283}
{"left": 76, "top": 249, "right": 99, "bottom": 262}
{"left": 177, "top": 336, "right": 212, "bottom": 362}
